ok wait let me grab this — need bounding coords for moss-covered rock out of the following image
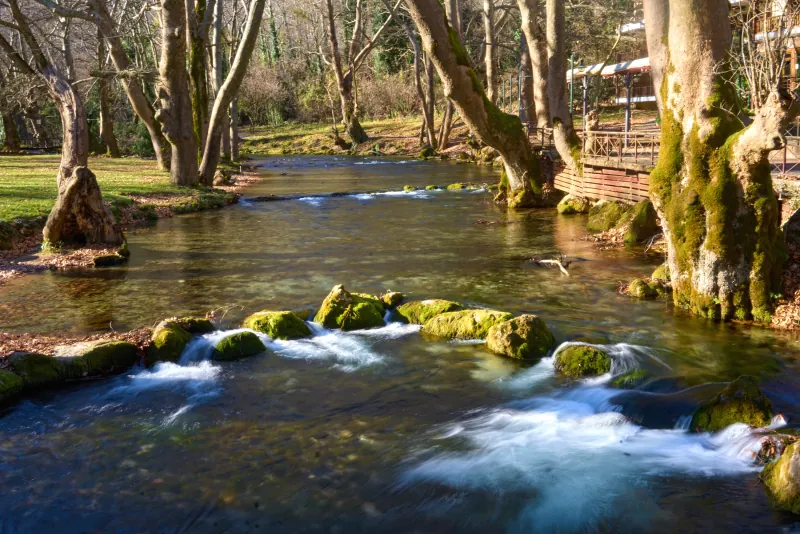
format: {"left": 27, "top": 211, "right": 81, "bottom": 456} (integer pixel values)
{"left": 175, "top": 317, "right": 215, "bottom": 334}
{"left": 647, "top": 279, "right": 668, "bottom": 297}
{"left": 395, "top": 299, "right": 462, "bottom": 324}
{"left": 425, "top": 185, "right": 439, "bottom": 191}
{"left": 313, "top": 284, "right": 386, "bottom": 331}
{"left": 485, "top": 314, "right": 554, "bottom": 360}
{"left": 619, "top": 200, "right": 659, "bottom": 243}
{"left": 403, "top": 185, "right": 417, "bottom": 192}
{"left": 627, "top": 278, "right": 658, "bottom": 299}
{"left": 762, "top": 441, "right": 800, "bottom": 514}
{"left": 652, "top": 263, "right": 670, "bottom": 282}
{"left": 422, "top": 309, "right": 514, "bottom": 340}
{"left": 446, "top": 183, "right": 466, "bottom": 190}
{"left": 381, "top": 291, "right": 405, "bottom": 308}
{"left": 352, "top": 293, "right": 386, "bottom": 313}
{"left": 611, "top": 369, "right": 650, "bottom": 389}
{"left": 587, "top": 200, "right": 630, "bottom": 232}
{"left": 0, "top": 370, "right": 24, "bottom": 403}
{"left": 213, "top": 331, "right": 267, "bottom": 361}
{"left": 557, "top": 194, "right": 591, "bottom": 215}
{"left": 690, "top": 375, "right": 773, "bottom": 432}
{"left": 148, "top": 320, "right": 192, "bottom": 364}
{"left": 9, "top": 352, "right": 64, "bottom": 387}
{"left": 242, "top": 311, "right": 312, "bottom": 340}
{"left": 53, "top": 340, "right": 139, "bottom": 377}
{"left": 419, "top": 145, "right": 435, "bottom": 158}
{"left": 554, "top": 345, "right": 612, "bottom": 377}
{"left": 93, "top": 253, "right": 128, "bottom": 267}
{"left": 479, "top": 146, "right": 498, "bottom": 162}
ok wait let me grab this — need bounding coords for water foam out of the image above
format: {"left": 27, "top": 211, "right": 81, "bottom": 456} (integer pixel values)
{"left": 402, "top": 384, "right": 770, "bottom": 531}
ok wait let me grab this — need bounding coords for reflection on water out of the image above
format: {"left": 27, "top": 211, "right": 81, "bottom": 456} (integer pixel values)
{"left": 2, "top": 156, "right": 800, "bottom": 532}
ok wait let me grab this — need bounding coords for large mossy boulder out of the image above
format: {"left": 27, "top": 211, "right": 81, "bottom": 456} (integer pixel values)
{"left": 243, "top": 310, "right": 312, "bottom": 340}
{"left": 554, "top": 345, "right": 612, "bottom": 377}
{"left": 485, "top": 314, "right": 554, "bottom": 360}
{"left": 213, "top": 331, "right": 267, "bottom": 361}
{"left": 619, "top": 200, "right": 659, "bottom": 243}
{"left": 627, "top": 278, "right": 658, "bottom": 299}
{"left": 314, "top": 284, "right": 386, "bottom": 331}
{"left": 422, "top": 309, "right": 514, "bottom": 340}
{"left": 53, "top": 340, "right": 139, "bottom": 377}
{"left": 762, "top": 441, "right": 800, "bottom": 514}
{"left": 690, "top": 375, "right": 773, "bottom": 432}
{"left": 587, "top": 200, "right": 630, "bottom": 232}
{"left": 381, "top": 291, "right": 405, "bottom": 309}
{"left": 557, "top": 194, "right": 591, "bottom": 215}
{"left": 148, "top": 320, "right": 192, "bottom": 364}
{"left": 0, "top": 370, "right": 24, "bottom": 403}
{"left": 9, "top": 352, "right": 65, "bottom": 387}
{"left": 395, "top": 299, "right": 462, "bottom": 325}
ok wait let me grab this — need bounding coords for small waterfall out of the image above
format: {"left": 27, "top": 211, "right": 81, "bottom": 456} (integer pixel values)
{"left": 674, "top": 415, "right": 693, "bottom": 431}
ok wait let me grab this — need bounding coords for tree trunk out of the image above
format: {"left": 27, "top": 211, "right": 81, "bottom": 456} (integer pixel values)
{"left": 644, "top": 0, "right": 797, "bottom": 322}
{"left": 404, "top": 0, "right": 543, "bottom": 207}
{"left": 97, "top": 28, "right": 121, "bottom": 158}
{"left": 438, "top": 0, "right": 460, "bottom": 150}
{"left": 2, "top": 112, "right": 21, "bottom": 151}
{"left": 517, "top": 0, "right": 550, "bottom": 129}
{"left": 43, "top": 70, "right": 122, "bottom": 246}
{"left": 230, "top": 98, "right": 240, "bottom": 161}
{"left": 155, "top": 0, "right": 199, "bottom": 186}
{"left": 518, "top": 31, "right": 534, "bottom": 126}
{"left": 92, "top": 0, "right": 170, "bottom": 170}
{"left": 199, "top": 0, "right": 266, "bottom": 184}
{"left": 396, "top": 7, "right": 437, "bottom": 149}
{"left": 546, "top": 0, "right": 581, "bottom": 172}
{"left": 211, "top": 0, "right": 231, "bottom": 161}
{"left": 482, "top": 0, "right": 496, "bottom": 103}
{"left": 187, "top": 0, "right": 213, "bottom": 154}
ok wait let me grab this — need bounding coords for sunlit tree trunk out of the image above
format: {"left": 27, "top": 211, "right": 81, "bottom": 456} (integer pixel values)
{"left": 187, "top": 0, "right": 215, "bottom": 154}
{"left": 405, "top": 0, "right": 543, "bottom": 207}
{"left": 155, "top": 0, "right": 199, "bottom": 186}
{"left": 97, "top": 27, "right": 121, "bottom": 157}
{"left": 517, "top": 0, "right": 549, "bottom": 129}
{"left": 519, "top": 31, "right": 534, "bottom": 126}
{"left": 437, "top": 0, "right": 460, "bottom": 150}
{"left": 644, "top": 0, "right": 798, "bottom": 321}
{"left": 482, "top": 0, "right": 496, "bottom": 103}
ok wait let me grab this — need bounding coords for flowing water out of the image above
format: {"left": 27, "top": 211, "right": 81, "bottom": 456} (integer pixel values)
{"left": 2, "top": 156, "right": 800, "bottom": 532}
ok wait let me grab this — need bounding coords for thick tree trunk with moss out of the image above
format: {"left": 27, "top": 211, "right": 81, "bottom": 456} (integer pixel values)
{"left": 156, "top": 0, "right": 199, "bottom": 186}
{"left": 187, "top": 0, "right": 213, "bottom": 154}
{"left": 517, "top": 0, "right": 549, "bottom": 129}
{"left": 546, "top": 0, "right": 581, "bottom": 172}
{"left": 405, "top": 0, "right": 542, "bottom": 207}
{"left": 644, "top": 0, "right": 796, "bottom": 321}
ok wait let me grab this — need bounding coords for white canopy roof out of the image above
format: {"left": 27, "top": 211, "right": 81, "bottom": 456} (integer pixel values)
{"left": 566, "top": 57, "right": 650, "bottom": 81}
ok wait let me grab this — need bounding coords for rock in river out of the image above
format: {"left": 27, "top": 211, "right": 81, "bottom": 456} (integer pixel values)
{"left": 213, "top": 331, "right": 267, "bottom": 361}
{"left": 395, "top": 299, "right": 462, "bottom": 324}
{"left": 485, "top": 314, "right": 554, "bottom": 360}
{"left": 148, "top": 320, "right": 192, "bottom": 364}
{"left": 690, "top": 375, "right": 773, "bottom": 432}
{"left": 422, "top": 309, "right": 513, "bottom": 340}
{"left": 243, "top": 310, "right": 312, "bottom": 340}
{"left": 314, "top": 285, "right": 386, "bottom": 331}
{"left": 762, "top": 440, "right": 800, "bottom": 514}
{"left": 554, "top": 344, "right": 612, "bottom": 377}
{"left": 0, "top": 370, "right": 24, "bottom": 403}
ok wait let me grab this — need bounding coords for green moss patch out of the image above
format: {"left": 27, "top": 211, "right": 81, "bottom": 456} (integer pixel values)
{"left": 314, "top": 285, "right": 386, "bottom": 331}
{"left": 557, "top": 194, "right": 591, "bottom": 215}
{"left": 422, "top": 309, "right": 513, "bottom": 340}
{"left": 554, "top": 345, "right": 612, "bottom": 377}
{"left": 243, "top": 310, "right": 312, "bottom": 340}
{"left": 587, "top": 201, "right": 630, "bottom": 232}
{"left": 148, "top": 320, "right": 191, "bottom": 364}
{"left": 395, "top": 299, "right": 462, "bottom": 324}
{"left": 213, "top": 331, "right": 267, "bottom": 361}
{"left": 690, "top": 375, "right": 772, "bottom": 431}
{"left": 485, "top": 314, "right": 554, "bottom": 360}
{"left": 0, "top": 370, "right": 24, "bottom": 403}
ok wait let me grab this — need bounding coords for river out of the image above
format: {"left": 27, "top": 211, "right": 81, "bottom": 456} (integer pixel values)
{"left": 1, "top": 156, "right": 800, "bottom": 532}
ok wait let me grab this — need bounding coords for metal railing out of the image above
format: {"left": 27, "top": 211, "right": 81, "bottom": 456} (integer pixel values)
{"left": 580, "top": 130, "right": 660, "bottom": 167}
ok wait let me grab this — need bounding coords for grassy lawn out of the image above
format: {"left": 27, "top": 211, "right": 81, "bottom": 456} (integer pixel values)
{"left": 0, "top": 155, "right": 220, "bottom": 223}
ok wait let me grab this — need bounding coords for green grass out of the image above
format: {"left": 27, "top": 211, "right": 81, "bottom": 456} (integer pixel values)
{"left": 0, "top": 155, "right": 202, "bottom": 223}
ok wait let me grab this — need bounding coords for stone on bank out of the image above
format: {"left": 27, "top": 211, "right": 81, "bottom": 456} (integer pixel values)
{"left": 485, "top": 314, "right": 554, "bottom": 360}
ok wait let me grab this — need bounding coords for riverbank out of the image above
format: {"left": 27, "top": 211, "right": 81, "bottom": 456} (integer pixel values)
{"left": 0, "top": 156, "right": 257, "bottom": 284}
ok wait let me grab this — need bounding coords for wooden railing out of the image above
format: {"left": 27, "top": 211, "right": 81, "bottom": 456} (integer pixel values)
{"left": 580, "top": 130, "right": 660, "bottom": 167}
{"left": 527, "top": 126, "right": 554, "bottom": 149}
{"left": 770, "top": 136, "right": 800, "bottom": 177}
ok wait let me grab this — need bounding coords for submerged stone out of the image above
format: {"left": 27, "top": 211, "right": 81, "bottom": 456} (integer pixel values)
{"left": 381, "top": 291, "right": 405, "bottom": 309}
{"left": 93, "top": 253, "right": 128, "bottom": 267}
{"left": 395, "top": 299, "right": 462, "bottom": 324}
{"left": 557, "top": 194, "right": 591, "bottom": 215}
{"left": 627, "top": 278, "right": 658, "bottom": 299}
{"left": 314, "top": 284, "right": 386, "bottom": 331}
{"left": 52, "top": 340, "right": 139, "bottom": 377}
{"left": 0, "top": 370, "right": 24, "bottom": 403}
{"left": 690, "top": 375, "right": 773, "bottom": 432}
{"left": 485, "top": 314, "right": 554, "bottom": 360}
{"left": 587, "top": 200, "right": 630, "bottom": 232}
{"left": 243, "top": 310, "right": 312, "bottom": 340}
{"left": 422, "top": 309, "right": 514, "bottom": 340}
{"left": 148, "top": 320, "right": 192, "bottom": 364}
{"left": 9, "top": 352, "right": 64, "bottom": 387}
{"left": 762, "top": 441, "right": 800, "bottom": 514}
{"left": 213, "top": 331, "right": 267, "bottom": 361}
{"left": 554, "top": 345, "right": 612, "bottom": 377}
{"left": 611, "top": 369, "right": 650, "bottom": 389}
